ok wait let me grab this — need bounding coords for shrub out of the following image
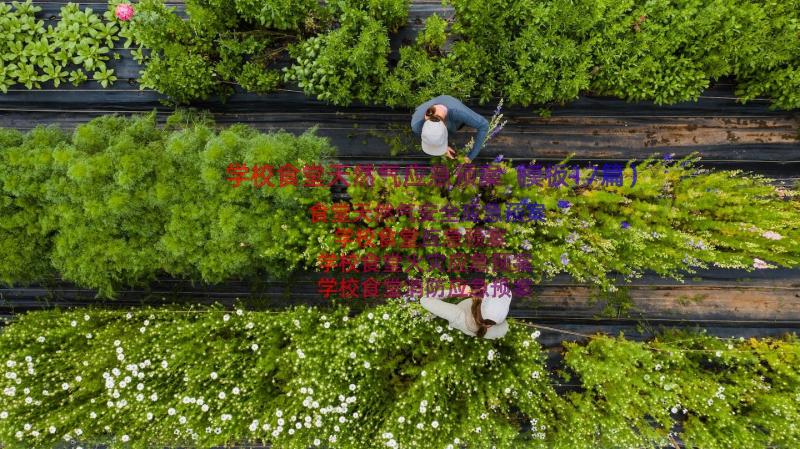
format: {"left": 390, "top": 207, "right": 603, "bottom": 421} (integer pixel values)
{"left": 284, "top": 9, "right": 391, "bottom": 105}
{"left": 0, "top": 303, "right": 797, "bottom": 448}
{"left": 0, "top": 112, "right": 336, "bottom": 296}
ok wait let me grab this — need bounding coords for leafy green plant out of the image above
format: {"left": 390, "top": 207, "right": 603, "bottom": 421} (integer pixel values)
{"left": 0, "top": 112, "right": 336, "bottom": 297}
{"left": 418, "top": 13, "right": 448, "bottom": 53}
{"left": 0, "top": 0, "right": 122, "bottom": 92}
{"left": 0, "top": 303, "right": 797, "bottom": 448}
{"left": 284, "top": 8, "right": 390, "bottom": 105}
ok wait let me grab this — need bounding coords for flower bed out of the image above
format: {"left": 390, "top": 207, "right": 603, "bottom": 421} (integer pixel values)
{"left": 0, "top": 112, "right": 799, "bottom": 297}
{"left": 108, "top": 0, "right": 800, "bottom": 109}
{"left": 0, "top": 302, "right": 797, "bottom": 448}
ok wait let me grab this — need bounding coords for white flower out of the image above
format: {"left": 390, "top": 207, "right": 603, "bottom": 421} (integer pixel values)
{"left": 432, "top": 420, "right": 439, "bottom": 428}
{"left": 349, "top": 384, "right": 356, "bottom": 391}
{"left": 210, "top": 372, "right": 218, "bottom": 380}
{"left": 715, "top": 351, "right": 722, "bottom": 357}
{"left": 121, "top": 435, "right": 129, "bottom": 442}
{"left": 398, "top": 416, "right": 405, "bottom": 423}
{"left": 368, "top": 313, "right": 374, "bottom": 319}
{"left": 753, "top": 258, "right": 769, "bottom": 269}
{"left": 201, "top": 404, "right": 210, "bottom": 412}
{"left": 349, "top": 352, "right": 356, "bottom": 359}
{"left": 531, "top": 330, "right": 541, "bottom": 339}
{"left": 233, "top": 387, "right": 240, "bottom": 395}
{"left": 313, "top": 439, "right": 321, "bottom": 446}
{"left": 147, "top": 412, "right": 153, "bottom": 420}
{"left": 70, "top": 320, "right": 77, "bottom": 327}
{"left": 671, "top": 407, "right": 678, "bottom": 414}
{"left": 218, "top": 392, "right": 226, "bottom": 399}
{"left": 531, "top": 371, "right": 541, "bottom": 379}
{"left": 297, "top": 349, "right": 306, "bottom": 359}
{"left": 762, "top": 231, "right": 783, "bottom": 240}
{"left": 37, "top": 336, "right": 45, "bottom": 343}
{"left": 150, "top": 393, "right": 158, "bottom": 401}
{"left": 223, "top": 314, "right": 230, "bottom": 322}
{"left": 363, "top": 361, "right": 370, "bottom": 368}
{"left": 179, "top": 416, "right": 187, "bottom": 424}
{"left": 251, "top": 344, "right": 259, "bottom": 351}
{"left": 416, "top": 422, "right": 424, "bottom": 429}
{"left": 168, "top": 408, "right": 176, "bottom": 415}
{"left": 276, "top": 410, "right": 283, "bottom": 417}
{"left": 655, "top": 364, "right": 661, "bottom": 371}
{"left": 382, "top": 313, "right": 390, "bottom": 320}
{"left": 114, "top": 340, "right": 121, "bottom": 347}
{"left": 62, "top": 382, "right": 69, "bottom": 390}
{"left": 0, "top": 411, "right": 7, "bottom": 419}
{"left": 487, "top": 349, "right": 495, "bottom": 361}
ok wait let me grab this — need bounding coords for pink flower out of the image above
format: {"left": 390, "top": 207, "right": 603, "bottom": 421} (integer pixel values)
{"left": 762, "top": 231, "right": 783, "bottom": 240}
{"left": 115, "top": 3, "right": 135, "bottom": 21}
{"left": 753, "top": 258, "right": 769, "bottom": 269}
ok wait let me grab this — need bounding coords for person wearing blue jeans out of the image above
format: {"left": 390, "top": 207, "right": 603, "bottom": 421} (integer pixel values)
{"left": 411, "top": 95, "right": 490, "bottom": 163}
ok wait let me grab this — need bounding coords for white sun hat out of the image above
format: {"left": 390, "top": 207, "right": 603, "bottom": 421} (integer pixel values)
{"left": 420, "top": 120, "right": 448, "bottom": 156}
{"left": 480, "top": 280, "right": 512, "bottom": 323}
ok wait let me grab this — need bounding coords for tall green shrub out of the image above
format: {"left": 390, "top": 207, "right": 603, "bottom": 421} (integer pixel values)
{"left": 0, "top": 112, "right": 336, "bottom": 296}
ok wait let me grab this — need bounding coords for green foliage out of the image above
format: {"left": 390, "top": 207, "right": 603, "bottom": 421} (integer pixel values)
{"left": 0, "top": 126, "right": 68, "bottom": 284}
{"left": 0, "top": 0, "right": 122, "bottom": 92}
{"left": 284, "top": 9, "right": 390, "bottom": 105}
{"left": 732, "top": 0, "right": 800, "bottom": 110}
{"left": 333, "top": 0, "right": 410, "bottom": 32}
{"left": 418, "top": 13, "right": 447, "bottom": 53}
{"left": 344, "top": 155, "right": 800, "bottom": 292}
{"left": 0, "top": 112, "right": 336, "bottom": 297}
{"left": 379, "top": 41, "right": 493, "bottom": 108}
{"left": 231, "top": 0, "right": 321, "bottom": 30}
{"left": 0, "top": 303, "right": 797, "bottom": 448}
{"left": 125, "top": 0, "right": 322, "bottom": 103}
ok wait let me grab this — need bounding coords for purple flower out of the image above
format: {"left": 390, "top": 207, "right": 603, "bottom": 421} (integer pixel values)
{"left": 494, "top": 154, "right": 504, "bottom": 163}
{"left": 560, "top": 253, "right": 569, "bottom": 266}
{"left": 557, "top": 200, "right": 571, "bottom": 209}
{"left": 663, "top": 153, "right": 674, "bottom": 162}
{"left": 493, "top": 101, "right": 503, "bottom": 116}
{"left": 621, "top": 221, "right": 630, "bottom": 229}
{"left": 488, "top": 124, "right": 505, "bottom": 140}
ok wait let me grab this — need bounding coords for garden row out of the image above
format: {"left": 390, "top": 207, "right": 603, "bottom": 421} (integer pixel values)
{"left": 0, "top": 301, "right": 798, "bottom": 449}
{"left": 3, "top": 0, "right": 799, "bottom": 109}
{"left": 1, "top": 111, "right": 799, "bottom": 298}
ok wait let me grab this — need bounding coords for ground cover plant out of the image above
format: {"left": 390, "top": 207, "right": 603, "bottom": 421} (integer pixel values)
{"left": 0, "top": 0, "right": 123, "bottom": 91}
{"left": 0, "top": 302, "right": 797, "bottom": 448}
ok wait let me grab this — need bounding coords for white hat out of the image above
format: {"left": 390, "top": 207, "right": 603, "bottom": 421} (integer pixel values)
{"left": 420, "top": 120, "right": 448, "bottom": 156}
{"left": 480, "top": 280, "right": 512, "bottom": 323}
